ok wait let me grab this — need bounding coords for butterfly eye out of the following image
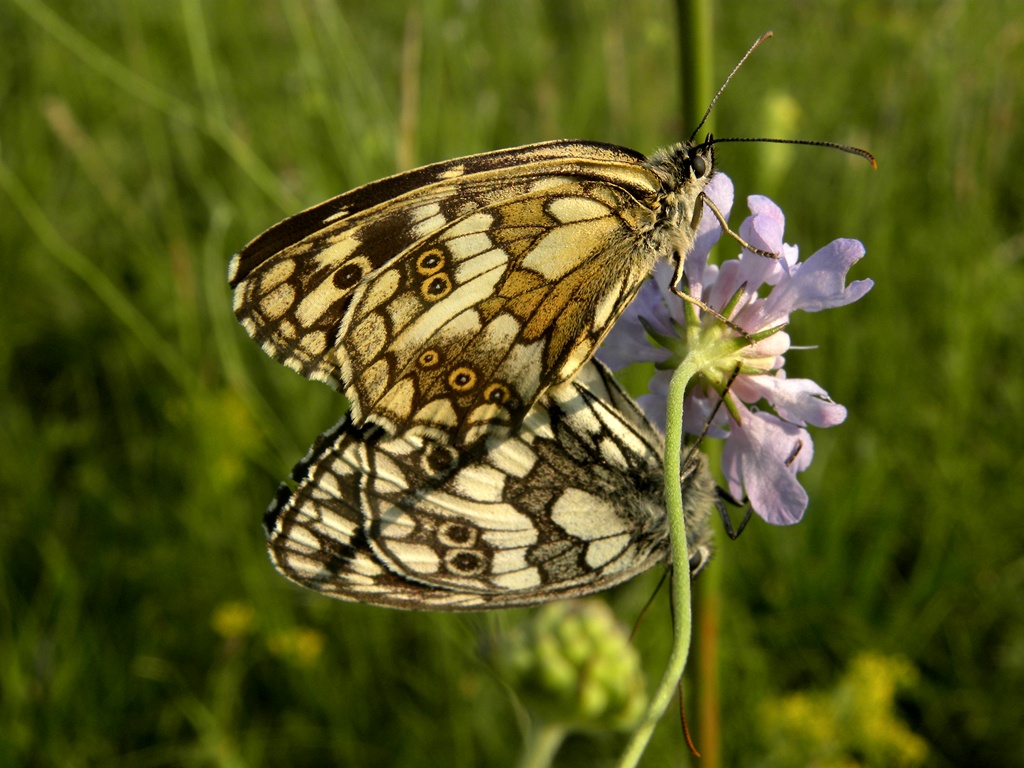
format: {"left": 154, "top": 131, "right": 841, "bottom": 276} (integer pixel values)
{"left": 691, "top": 153, "right": 707, "bottom": 178}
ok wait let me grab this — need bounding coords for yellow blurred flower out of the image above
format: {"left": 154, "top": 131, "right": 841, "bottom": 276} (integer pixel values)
{"left": 267, "top": 627, "right": 325, "bottom": 667}
{"left": 760, "top": 652, "right": 928, "bottom": 768}
{"left": 211, "top": 602, "right": 255, "bottom": 640}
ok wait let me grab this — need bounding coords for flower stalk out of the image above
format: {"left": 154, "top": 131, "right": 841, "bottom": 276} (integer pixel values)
{"left": 616, "top": 295, "right": 791, "bottom": 768}
{"left": 615, "top": 350, "right": 702, "bottom": 768}
{"left": 608, "top": 179, "right": 871, "bottom": 767}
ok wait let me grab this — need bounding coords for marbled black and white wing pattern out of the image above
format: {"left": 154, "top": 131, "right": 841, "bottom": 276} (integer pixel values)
{"left": 263, "top": 360, "right": 716, "bottom": 610}
{"left": 230, "top": 140, "right": 716, "bottom": 445}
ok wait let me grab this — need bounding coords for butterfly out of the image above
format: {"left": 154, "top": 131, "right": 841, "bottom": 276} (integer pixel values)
{"left": 263, "top": 359, "right": 717, "bottom": 610}
{"left": 229, "top": 138, "right": 718, "bottom": 446}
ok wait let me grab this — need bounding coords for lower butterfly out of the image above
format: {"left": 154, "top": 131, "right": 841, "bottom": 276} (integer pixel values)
{"left": 264, "top": 359, "right": 717, "bottom": 610}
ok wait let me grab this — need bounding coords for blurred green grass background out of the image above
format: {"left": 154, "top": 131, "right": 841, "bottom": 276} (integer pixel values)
{"left": 2, "top": 1, "right": 1023, "bottom": 766}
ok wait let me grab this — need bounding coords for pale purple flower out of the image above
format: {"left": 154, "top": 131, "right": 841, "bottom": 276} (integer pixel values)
{"left": 598, "top": 176, "right": 872, "bottom": 525}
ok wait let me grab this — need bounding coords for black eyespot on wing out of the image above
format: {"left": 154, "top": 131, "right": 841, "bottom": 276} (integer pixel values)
{"left": 420, "top": 442, "right": 461, "bottom": 480}
{"left": 334, "top": 263, "right": 365, "bottom": 290}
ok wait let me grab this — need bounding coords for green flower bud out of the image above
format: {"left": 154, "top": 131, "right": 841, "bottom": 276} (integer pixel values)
{"left": 495, "top": 599, "right": 647, "bottom": 732}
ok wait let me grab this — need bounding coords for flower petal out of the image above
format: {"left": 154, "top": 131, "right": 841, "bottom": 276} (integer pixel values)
{"left": 733, "top": 197, "right": 791, "bottom": 288}
{"left": 758, "top": 238, "right": 873, "bottom": 324}
{"left": 721, "top": 404, "right": 813, "bottom": 525}
{"left": 596, "top": 330, "right": 669, "bottom": 370}
{"left": 743, "top": 373, "right": 848, "bottom": 427}
{"left": 734, "top": 326, "right": 790, "bottom": 363}
{"left": 743, "top": 195, "right": 786, "bottom": 255}
{"left": 705, "top": 259, "right": 756, "bottom": 318}
{"left": 637, "top": 370, "right": 671, "bottom": 431}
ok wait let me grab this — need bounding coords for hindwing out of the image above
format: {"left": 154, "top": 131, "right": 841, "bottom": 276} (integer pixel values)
{"left": 230, "top": 139, "right": 714, "bottom": 444}
{"left": 263, "top": 360, "right": 717, "bottom": 610}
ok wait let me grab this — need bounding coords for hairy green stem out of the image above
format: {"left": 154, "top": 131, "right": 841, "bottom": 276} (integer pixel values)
{"left": 615, "top": 351, "right": 702, "bottom": 768}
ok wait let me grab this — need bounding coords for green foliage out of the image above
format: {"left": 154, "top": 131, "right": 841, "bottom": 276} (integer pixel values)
{"left": 2, "top": 1, "right": 1022, "bottom": 766}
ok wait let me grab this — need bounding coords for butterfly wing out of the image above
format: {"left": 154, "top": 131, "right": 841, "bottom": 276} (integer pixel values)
{"left": 263, "top": 359, "right": 715, "bottom": 610}
{"left": 230, "top": 141, "right": 676, "bottom": 444}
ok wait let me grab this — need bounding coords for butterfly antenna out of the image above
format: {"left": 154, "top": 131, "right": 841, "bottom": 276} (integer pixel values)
{"left": 689, "top": 31, "right": 774, "bottom": 142}
{"left": 711, "top": 136, "right": 877, "bottom": 169}
{"left": 688, "top": 31, "right": 878, "bottom": 170}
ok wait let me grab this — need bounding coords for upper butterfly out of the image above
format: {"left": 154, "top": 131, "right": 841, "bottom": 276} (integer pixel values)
{"left": 229, "top": 138, "right": 715, "bottom": 445}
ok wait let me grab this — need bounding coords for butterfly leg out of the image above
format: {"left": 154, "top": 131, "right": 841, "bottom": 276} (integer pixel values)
{"left": 714, "top": 489, "right": 754, "bottom": 540}
{"left": 668, "top": 260, "right": 753, "bottom": 341}
{"left": 700, "top": 194, "right": 778, "bottom": 260}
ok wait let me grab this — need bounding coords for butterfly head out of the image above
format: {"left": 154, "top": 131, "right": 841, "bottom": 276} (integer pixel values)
{"left": 686, "top": 135, "right": 716, "bottom": 181}
{"left": 650, "top": 137, "right": 716, "bottom": 187}
{"left": 648, "top": 137, "right": 717, "bottom": 240}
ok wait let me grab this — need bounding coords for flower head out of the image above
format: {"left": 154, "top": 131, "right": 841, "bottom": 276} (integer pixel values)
{"left": 599, "top": 175, "right": 872, "bottom": 525}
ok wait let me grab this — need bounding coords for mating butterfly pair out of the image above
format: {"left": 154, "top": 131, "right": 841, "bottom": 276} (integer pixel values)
{"left": 230, "top": 138, "right": 721, "bottom": 610}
